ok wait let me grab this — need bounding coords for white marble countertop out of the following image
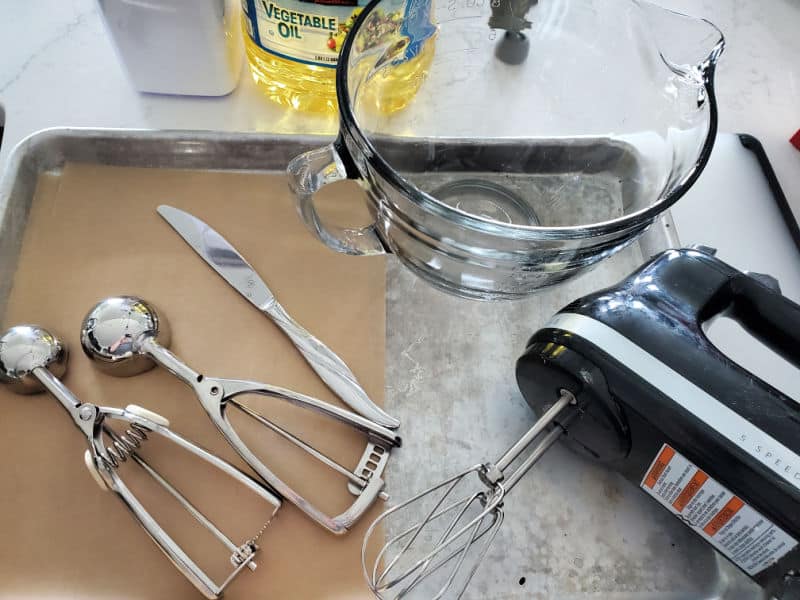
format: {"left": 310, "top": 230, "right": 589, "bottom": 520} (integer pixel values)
{"left": 0, "top": 0, "right": 798, "bottom": 213}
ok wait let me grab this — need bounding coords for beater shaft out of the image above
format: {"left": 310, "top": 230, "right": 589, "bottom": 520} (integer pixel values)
{"left": 503, "top": 426, "right": 563, "bottom": 491}
{"left": 494, "top": 390, "right": 575, "bottom": 474}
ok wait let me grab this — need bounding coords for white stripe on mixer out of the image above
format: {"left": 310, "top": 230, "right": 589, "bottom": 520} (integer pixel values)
{"left": 546, "top": 313, "right": 800, "bottom": 492}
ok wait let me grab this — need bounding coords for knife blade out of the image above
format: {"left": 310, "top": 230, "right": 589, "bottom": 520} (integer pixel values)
{"left": 157, "top": 204, "right": 400, "bottom": 429}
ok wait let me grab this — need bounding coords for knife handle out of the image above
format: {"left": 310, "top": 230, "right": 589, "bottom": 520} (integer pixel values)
{"left": 264, "top": 302, "right": 400, "bottom": 429}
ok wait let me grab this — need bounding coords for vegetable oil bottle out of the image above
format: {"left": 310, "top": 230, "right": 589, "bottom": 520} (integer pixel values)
{"left": 242, "top": 0, "right": 435, "bottom": 113}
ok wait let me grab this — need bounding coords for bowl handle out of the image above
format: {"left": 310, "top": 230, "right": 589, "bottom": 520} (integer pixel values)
{"left": 287, "top": 143, "right": 387, "bottom": 256}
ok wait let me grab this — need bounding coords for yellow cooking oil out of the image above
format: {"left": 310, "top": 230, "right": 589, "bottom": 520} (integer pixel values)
{"left": 242, "top": 0, "right": 435, "bottom": 114}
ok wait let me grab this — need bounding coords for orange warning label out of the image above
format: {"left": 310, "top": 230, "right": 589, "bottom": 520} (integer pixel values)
{"left": 644, "top": 445, "right": 675, "bottom": 489}
{"left": 641, "top": 444, "right": 797, "bottom": 576}
{"left": 673, "top": 469, "right": 709, "bottom": 512}
{"left": 703, "top": 496, "right": 745, "bottom": 536}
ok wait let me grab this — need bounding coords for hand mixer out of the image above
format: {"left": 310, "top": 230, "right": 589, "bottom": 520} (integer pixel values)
{"left": 363, "top": 247, "right": 800, "bottom": 600}
{"left": 0, "top": 325, "right": 282, "bottom": 599}
{"left": 80, "top": 296, "right": 402, "bottom": 534}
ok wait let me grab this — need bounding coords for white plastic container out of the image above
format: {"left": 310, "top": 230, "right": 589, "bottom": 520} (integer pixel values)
{"left": 98, "top": 0, "right": 243, "bottom": 96}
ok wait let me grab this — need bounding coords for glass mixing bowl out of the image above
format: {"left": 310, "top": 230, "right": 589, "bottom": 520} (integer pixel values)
{"left": 288, "top": 0, "right": 724, "bottom": 300}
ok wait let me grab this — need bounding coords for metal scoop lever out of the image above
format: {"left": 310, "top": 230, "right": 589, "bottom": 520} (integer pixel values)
{"left": 157, "top": 204, "right": 399, "bottom": 430}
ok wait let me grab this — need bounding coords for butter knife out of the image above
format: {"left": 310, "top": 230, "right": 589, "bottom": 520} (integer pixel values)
{"left": 157, "top": 205, "right": 400, "bottom": 429}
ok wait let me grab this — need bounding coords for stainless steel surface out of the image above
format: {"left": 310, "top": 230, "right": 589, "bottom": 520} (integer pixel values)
{"left": 362, "top": 390, "right": 576, "bottom": 599}
{"left": 156, "top": 204, "right": 400, "bottom": 429}
{"left": 0, "top": 324, "right": 281, "bottom": 600}
{"left": 288, "top": 0, "right": 725, "bottom": 299}
{"left": 0, "top": 128, "right": 763, "bottom": 598}
{"left": 80, "top": 295, "right": 401, "bottom": 535}
{"left": 0, "top": 324, "right": 67, "bottom": 393}
{"left": 78, "top": 295, "right": 167, "bottom": 376}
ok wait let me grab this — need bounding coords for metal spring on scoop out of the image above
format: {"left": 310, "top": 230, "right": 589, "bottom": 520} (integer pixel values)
{"left": 102, "top": 423, "right": 150, "bottom": 469}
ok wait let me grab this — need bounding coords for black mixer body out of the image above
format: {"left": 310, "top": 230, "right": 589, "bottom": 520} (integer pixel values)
{"left": 517, "top": 247, "right": 800, "bottom": 599}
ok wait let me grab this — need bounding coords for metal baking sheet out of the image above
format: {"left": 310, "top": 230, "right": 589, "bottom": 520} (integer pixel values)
{"left": 0, "top": 128, "right": 763, "bottom": 599}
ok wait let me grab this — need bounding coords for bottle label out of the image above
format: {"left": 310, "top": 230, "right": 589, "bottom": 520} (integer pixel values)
{"left": 243, "top": 0, "right": 433, "bottom": 68}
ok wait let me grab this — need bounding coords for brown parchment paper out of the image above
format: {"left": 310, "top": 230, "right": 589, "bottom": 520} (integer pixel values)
{"left": 0, "top": 163, "right": 386, "bottom": 599}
